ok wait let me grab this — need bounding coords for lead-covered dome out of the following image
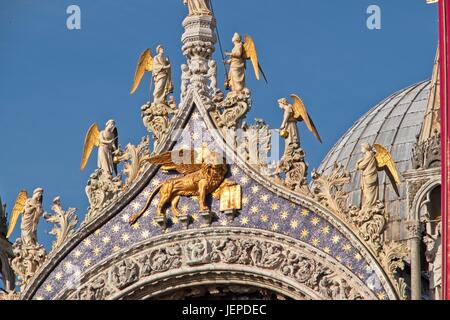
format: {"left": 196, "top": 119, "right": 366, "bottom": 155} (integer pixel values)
{"left": 318, "top": 80, "right": 430, "bottom": 241}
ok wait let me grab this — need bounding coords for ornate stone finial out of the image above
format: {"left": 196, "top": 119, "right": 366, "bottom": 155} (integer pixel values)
{"left": 44, "top": 197, "right": 78, "bottom": 253}
{"left": 181, "top": 8, "right": 217, "bottom": 108}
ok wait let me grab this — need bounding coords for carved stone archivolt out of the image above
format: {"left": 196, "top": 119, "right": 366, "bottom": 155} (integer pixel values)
{"left": 55, "top": 230, "right": 378, "bottom": 300}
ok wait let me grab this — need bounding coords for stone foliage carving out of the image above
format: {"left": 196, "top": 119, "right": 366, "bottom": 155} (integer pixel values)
{"left": 66, "top": 236, "right": 369, "bottom": 300}
{"left": 84, "top": 169, "right": 122, "bottom": 224}
{"left": 275, "top": 147, "right": 310, "bottom": 195}
{"left": 44, "top": 197, "right": 78, "bottom": 253}
{"left": 312, "top": 164, "right": 351, "bottom": 218}
{"left": 141, "top": 101, "right": 177, "bottom": 149}
{"left": 11, "top": 242, "right": 46, "bottom": 290}
{"left": 241, "top": 119, "right": 275, "bottom": 176}
{"left": 118, "top": 136, "right": 151, "bottom": 188}
{"left": 211, "top": 89, "right": 252, "bottom": 130}
{"left": 412, "top": 130, "right": 441, "bottom": 170}
{"left": 349, "top": 202, "right": 386, "bottom": 255}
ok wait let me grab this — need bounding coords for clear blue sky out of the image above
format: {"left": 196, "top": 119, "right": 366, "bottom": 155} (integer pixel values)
{"left": 0, "top": 0, "right": 438, "bottom": 249}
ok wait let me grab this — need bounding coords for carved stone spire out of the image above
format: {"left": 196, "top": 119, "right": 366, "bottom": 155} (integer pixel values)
{"left": 419, "top": 48, "right": 441, "bottom": 143}
{"left": 181, "top": 10, "right": 217, "bottom": 108}
{"left": 412, "top": 48, "right": 441, "bottom": 169}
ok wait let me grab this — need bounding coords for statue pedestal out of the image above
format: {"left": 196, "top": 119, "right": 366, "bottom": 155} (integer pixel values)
{"left": 200, "top": 210, "right": 215, "bottom": 227}
{"left": 223, "top": 209, "right": 239, "bottom": 222}
{"left": 154, "top": 216, "right": 167, "bottom": 230}
{"left": 177, "top": 214, "right": 191, "bottom": 230}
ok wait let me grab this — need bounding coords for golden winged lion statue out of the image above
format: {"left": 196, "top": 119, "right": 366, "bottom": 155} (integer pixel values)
{"left": 225, "top": 33, "right": 267, "bottom": 93}
{"left": 129, "top": 148, "right": 229, "bottom": 225}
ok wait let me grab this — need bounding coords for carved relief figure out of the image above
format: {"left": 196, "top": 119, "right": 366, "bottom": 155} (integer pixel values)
{"left": 207, "top": 59, "right": 218, "bottom": 93}
{"left": 131, "top": 46, "right": 174, "bottom": 104}
{"left": 80, "top": 120, "right": 119, "bottom": 177}
{"left": 181, "top": 64, "right": 191, "bottom": 100}
{"left": 183, "top": 0, "right": 212, "bottom": 16}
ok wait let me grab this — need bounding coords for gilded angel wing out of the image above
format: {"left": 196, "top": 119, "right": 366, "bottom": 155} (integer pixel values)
{"left": 374, "top": 144, "right": 401, "bottom": 196}
{"left": 130, "top": 48, "right": 153, "bottom": 95}
{"left": 80, "top": 123, "right": 101, "bottom": 171}
{"left": 243, "top": 35, "right": 268, "bottom": 83}
{"left": 6, "top": 190, "right": 28, "bottom": 239}
{"left": 290, "top": 94, "right": 322, "bottom": 143}
{"left": 141, "top": 150, "right": 202, "bottom": 175}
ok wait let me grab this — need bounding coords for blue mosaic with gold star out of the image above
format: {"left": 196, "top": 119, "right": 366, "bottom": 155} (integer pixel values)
{"left": 31, "top": 108, "right": 389, "bottom": 300}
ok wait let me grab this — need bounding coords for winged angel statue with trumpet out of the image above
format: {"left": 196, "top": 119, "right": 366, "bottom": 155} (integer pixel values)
{"left": 278, "top": 94, "right": 322, "bottom": 152}
{"left": 129, "top": 148, "right": 235, "bottom": 225}
{"left": 225, "top": 33, "right": 267, "bottom": 93}
{"left": 357, "top": 143, "right": 401, "bottom": 213}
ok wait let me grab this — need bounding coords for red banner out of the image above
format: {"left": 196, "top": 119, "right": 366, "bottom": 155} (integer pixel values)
{"left": 439, "top": 0, "right": 450, "bottom": 301}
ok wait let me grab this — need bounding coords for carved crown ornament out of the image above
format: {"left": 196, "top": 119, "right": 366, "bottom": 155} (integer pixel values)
{"left": 1, "top": 1, "right": 410, "bottom": 301}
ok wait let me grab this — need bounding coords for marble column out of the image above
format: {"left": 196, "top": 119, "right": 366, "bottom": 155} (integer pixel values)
{"left": 407, "top": 220, "right": 423, "bottom": 300}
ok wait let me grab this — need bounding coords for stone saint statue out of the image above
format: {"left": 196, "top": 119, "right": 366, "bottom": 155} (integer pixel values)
{"left": 152, "top": 45, "right": 174, "bottom": 104}
{"left": 19, "top": 188, "right": 44, "bottom": 247}
{"left": 183, "top": 0, "right": 211, "bottom": 16}
{"left": 357, "top": 143, "right": 379, "bottom": 212}
{"left": 225, "top": 33, "right": 246, "bottom": 93}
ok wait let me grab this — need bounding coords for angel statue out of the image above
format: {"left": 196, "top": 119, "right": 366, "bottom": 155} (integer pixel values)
{"left": 80, "top": 120, "right": 119, "bottom": 177}
{"left": 278, "top": 95, "right": 322, "bottom": 155}
{"left": 356, "top": 143, "right": 400, "bottom": 213}
{"left": 183, "top": 0, "right": 211, "bottom": 16}
{"left": 131, "top": 45, "right": 174, "bottom": 105}
{"left": 224, "top": 33, "right": 267, "bottom": 93}
{"left": 6, "top": 188, "right": 44, "bottom": 246}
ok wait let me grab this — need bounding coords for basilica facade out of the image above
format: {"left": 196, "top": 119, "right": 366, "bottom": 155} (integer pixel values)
{"left": 0, "top": 2, "right": 442, "bottom": 300}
